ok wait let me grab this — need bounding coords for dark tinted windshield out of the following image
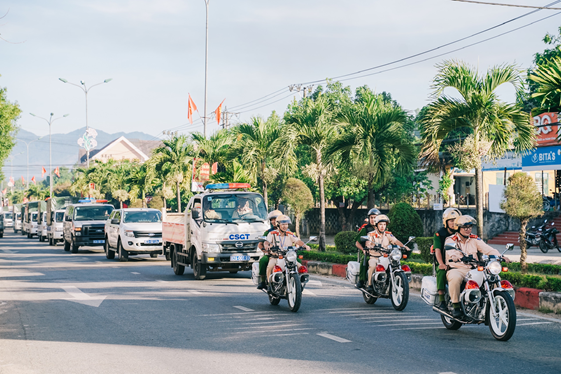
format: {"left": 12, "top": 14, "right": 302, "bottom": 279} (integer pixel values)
{"left": 74, "top": 205, "right": 114, "bottom": 221}
{"left": 55, "top": 212, "right": 64, "bottom": 222}
{"left": 123, "top": 211, "right": 162, "bottom": 223}
{"left": 202, "top": 193, "right": 267, "bottom": 222}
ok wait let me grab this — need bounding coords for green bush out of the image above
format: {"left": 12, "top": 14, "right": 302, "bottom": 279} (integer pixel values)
{"left": 414, "top": 237, "right": 433, "bottom": 263}
{"left": 334, "top": 231, "right": 358, "bottom": 254}
{"left": 388, "top": 202, "right": 424, "bottom": 243}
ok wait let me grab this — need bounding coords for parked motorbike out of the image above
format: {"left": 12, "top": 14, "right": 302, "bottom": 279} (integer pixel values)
{"left": 346, "top": 236, "right": 415, "bottom": 311}
{"left": 420, "top": 243, "right": 517, "bottom": 341}
{"left": 538, "top": 220, "right": 560, "bottom": 253}
{"left": 252, "top": 236, "right": 317, "bottom": 312}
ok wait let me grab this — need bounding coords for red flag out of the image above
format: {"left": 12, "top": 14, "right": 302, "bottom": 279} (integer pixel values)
{"left": 214, "top": 99, "right": 225, "bottom": 124}
{"left": 21, "top": 176, "right": 24, "bottom": 184}
{"left": 31, "top": 176, "right": 36, "bottom": 184}
{"left": 41, "top": 166, "right": 46, "bottom": 178}
{"left": 54, "top": 167, "right": 60, "bottom": 178}
{"left": 188, "top": 94, "right": 198, "bottom": 124}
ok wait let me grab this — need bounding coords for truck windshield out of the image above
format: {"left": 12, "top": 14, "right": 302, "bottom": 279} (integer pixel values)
{"left": 31, "top": 213, "right": 38, "bottom": 222}
{"left": 202, "top": 193, "right": 267, "bottom": 223}
{"left": 4, "top": 213, "right": 13, "bottom": 219}
{"left": 74, "top": 205, "right": 114, "bottom": 221}
{"left": 123, "top": 211, "right": 162, "bottom": 223}
{"left": 55, "top": 212, "right": 64, "bottom": 222}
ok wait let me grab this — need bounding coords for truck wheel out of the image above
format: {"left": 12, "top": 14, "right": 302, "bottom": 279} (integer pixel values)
{"left": 71, "top": 238, "right": 79, "bottom": 253}
{"left": 64, "top": 239, "right": 70, "bottom": 251}
{"left": 105, "top": 238, "right": 115, "bottom": 260}
{"left": 118, "top": 240, "right": 129, "bottom": 262}
{"left": 192, "top": 251, "right": 206, "bottom": 280}
{"left": 172, "top": 246, "right": 185, "bottom": 275}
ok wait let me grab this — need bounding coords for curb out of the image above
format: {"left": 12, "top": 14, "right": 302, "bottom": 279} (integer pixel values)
{"left": 302, "top": 260, "right": 561, "bottom": 312}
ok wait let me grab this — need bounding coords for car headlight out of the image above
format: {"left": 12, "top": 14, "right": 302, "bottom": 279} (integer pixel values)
{"left": 202, "top": 242, "right": 220, "bottom": 252}
{"left": 391, "top": 249, "right": 402, "bottom": 261}
{"left": 124, "top": 230, "right": 135, "bottom": 237}
{"left": 487, "top": 261, "right": 502, "bottom": 275}
{"left": 286, "top": 250, "right": 297, "bottom": 263}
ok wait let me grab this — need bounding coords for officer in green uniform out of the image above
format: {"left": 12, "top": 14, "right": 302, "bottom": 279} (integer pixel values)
{"left": 257, "top": 210, "right": 283, "bottom": 289}
{"left": 433, "top": 207, "right": 462, "bottom": 310}
{"left": 354, "top": 208, "right": 380, "bottom": 288}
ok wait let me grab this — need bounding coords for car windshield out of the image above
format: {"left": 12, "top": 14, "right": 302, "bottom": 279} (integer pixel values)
{"left": 74, "top": 205, "right": 114, "bottom": 221}
{"left": 123, "top": 211, "right": 162, "bottom": 223}
{"left": 55, "top": 212, "right": 64, "bottom": 222}
{"left": 31, "top": 213, "right": 38, "bottom": 222}
{"left": 4, "top": 213, "right": 13, "bottom": 219}
{"left": 202, "top": 193, "right": 267, "bottom": 223}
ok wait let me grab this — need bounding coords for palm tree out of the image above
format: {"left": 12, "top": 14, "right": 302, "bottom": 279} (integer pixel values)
{"left": 234, "top": 115, "right": 281, "bottom": 208}
{"left": 330, "top": 90, "right": 415, "bottom": 208}
{"left": 153, "top": 135, "right": 193, "bottom": 213}
{"left": 419, "top": 60, "right": 535, "bottom": 237}
{"left": 283, "top": 95, "right": 337, "bottom": 251}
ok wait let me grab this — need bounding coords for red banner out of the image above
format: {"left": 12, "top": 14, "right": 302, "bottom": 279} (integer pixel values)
{"left": 533, "top": 112, "right": 560, "bottom": 146}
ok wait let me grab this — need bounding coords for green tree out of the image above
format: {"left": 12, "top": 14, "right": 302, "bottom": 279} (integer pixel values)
{"left": 419, "top": 60, "right": 535, "bottom": 238}
{"left": 281, "top": 178, "right": 314, "bottom": 237}
{"left": 500, "top": 172, "right": 543, "bottom": 274}
{"left": 283, "top": 95, "right": 337, "bottom": 251}
{"left": 0, "top": 86, "right": 21, "bottom": 181}
{"left": 153, "top": 135, "right": 193, "bottom": 213}
{"left": 330, "top": 90, "right": 415, "bottom": 208}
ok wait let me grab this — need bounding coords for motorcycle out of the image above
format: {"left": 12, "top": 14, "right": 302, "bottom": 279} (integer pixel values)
{"left": 252, "top": 236, "right": 317, "bottom": 312}
{"left": 346, "top": 236, "right": 415, "bottom": 311}
{"left": 420, "top": 243, "right": 517, "bottom": 341}
{"left": 538, "top": 220, "right": 560, "bottom": 253}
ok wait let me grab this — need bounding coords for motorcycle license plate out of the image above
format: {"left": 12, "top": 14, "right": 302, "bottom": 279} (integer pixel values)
{"left": 93, "top": 240, "right": 105, "bottom": 244}
{"left": 145, "top": 239, "right": 160, "bottom": 244}
{"left": 230, "top": 255, "right": 250, "bottom": 261}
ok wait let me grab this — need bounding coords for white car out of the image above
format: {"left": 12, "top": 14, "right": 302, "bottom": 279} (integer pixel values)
{"left": 104, "top": 208, "right": 163, "bottom": 261}
{"left": 47, "top": 210, "right": 65, "bottom": 246}
{"left": 38, "top": 212, "right": 48, "bottom": 242}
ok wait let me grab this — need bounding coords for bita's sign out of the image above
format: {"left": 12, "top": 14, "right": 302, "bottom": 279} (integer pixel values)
{"left": 533, "top": 112, "right": 560, "bottom": 146}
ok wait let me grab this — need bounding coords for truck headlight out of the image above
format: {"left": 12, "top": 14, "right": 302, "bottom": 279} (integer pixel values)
{"left": 125, "top": 230, "right": 135, "bottom": 237}
{"left": 202, "top": 242, "right": 220, "bottom": 252}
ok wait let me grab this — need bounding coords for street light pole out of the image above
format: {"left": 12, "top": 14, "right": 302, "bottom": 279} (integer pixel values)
{"left": 30, "top": 113, "right": 69, "bottom": 198}
{"left": 204, "top": 0, "right": 210, "bottom": 139}
{"left": 58, "top": 78, "right": 112, "bottom": 168}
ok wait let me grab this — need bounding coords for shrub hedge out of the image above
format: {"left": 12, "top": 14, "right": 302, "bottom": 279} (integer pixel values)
{"left": 387, "top": 202, "right": 424, "bottom": 243}
{"left": 334, "top": 231, "right": 359, "bottom": 254}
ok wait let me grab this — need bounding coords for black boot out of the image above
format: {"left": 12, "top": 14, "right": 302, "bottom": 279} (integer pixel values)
{"left": 452, "top": 307, "right": 463, "bottom": 319}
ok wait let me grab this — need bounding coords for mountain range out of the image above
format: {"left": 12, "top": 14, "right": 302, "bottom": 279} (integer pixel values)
{"left": 3, "top": 127, "right": 158, "bottom": 182}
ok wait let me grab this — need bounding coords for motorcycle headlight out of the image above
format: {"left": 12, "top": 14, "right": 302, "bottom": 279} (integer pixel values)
{"left": 487, "top": 261, "right": 502, "bottom": 275}
{"left": 286, "top": 250, "right": 297, "bottom": 263}
{"left": 202, "top": 242, "right": 220, "bottom": 253}
{"left": 390, "top": 249, "right": 402, "bottom": 261}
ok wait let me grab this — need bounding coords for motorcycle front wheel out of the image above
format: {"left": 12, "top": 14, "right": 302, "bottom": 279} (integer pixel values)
{"left": 539, "top": 240, "right": 549, "bottom": 253}
{"left": 287, "top": 273, "right": 302, "bottom": 312}
{"left": 391, "top": 272, "right": 409, "bottom": 311}
{"left": 489, "top": 290, "right": 517, "bottom": 341}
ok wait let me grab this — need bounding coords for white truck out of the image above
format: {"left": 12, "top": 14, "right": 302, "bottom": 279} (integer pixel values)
{"left": 162, "top": 183, "right": 269, "bottom": 280}
{"left": 104, "top": 208, "right": 163, "bottom": 261}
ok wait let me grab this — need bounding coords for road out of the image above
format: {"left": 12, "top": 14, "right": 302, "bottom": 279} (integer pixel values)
{"left": 0, "top": 231, "right": 560, "bottom": 374}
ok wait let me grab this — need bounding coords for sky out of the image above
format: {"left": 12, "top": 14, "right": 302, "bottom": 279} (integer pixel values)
{"left": 0, "top": 0, "right": 560, "bottom": 142}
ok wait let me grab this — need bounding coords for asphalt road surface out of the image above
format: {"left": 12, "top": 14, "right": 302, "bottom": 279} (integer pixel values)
{"left": 0, "top": 231, "right": 560, "bottom": 374}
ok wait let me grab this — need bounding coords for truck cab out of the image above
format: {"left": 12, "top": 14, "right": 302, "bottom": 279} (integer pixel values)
{"left": 163, "top": 183, "right": 269, "bottom": 280}
{"left": 63, "top": 201, "right": 114, "bottom": 253}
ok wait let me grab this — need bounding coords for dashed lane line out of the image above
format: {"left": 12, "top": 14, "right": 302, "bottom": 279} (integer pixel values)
{"left": 233, "top": 305, "right": 254, "bottom": 312}
{"left": 317, "top": 332, "right": 351, "bottom": 343}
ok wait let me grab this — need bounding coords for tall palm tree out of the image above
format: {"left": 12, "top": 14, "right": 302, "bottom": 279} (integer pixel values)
{"left": 234, "top": 115, "right": 281, "bottom": 208}
{"left": 153, "top": 135, "right": 193, "bottom": 213}
{"left": 283, "top": 95, "right": 337, "bottom": 251}
{"left": 420, "top": 60, "right": 534, "bottom": 237}
{"left": 330, "top": 91, "right": 415, "bottom": 208}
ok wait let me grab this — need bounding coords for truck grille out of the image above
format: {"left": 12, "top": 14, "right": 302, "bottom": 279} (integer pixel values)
{"left": 134, "top": 231, "right": 162, "bottom": 238}
{"left": 83, "top": 224, "right": 105, "bottom": 238}
{"left": 220, "top": 240, "right": 259, "bottom": 253}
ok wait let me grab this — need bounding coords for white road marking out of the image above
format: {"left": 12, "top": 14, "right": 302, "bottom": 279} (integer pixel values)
{"left": 60, "top": 286, "right": 106, "bottom": 308}
{"left": 131, "top": 272, "right": 140, "bottom": 275}
{"left": 302, "top": 289, "right": 316, "bottom": 296}
{"left": 233, "top": 305, "right": 254, "bottom": 312}
{"left": 317, "top": 332, "right": 351, "bottom": 343}
{"left": 517, "top": 322, "right": 553, "bottom": 326}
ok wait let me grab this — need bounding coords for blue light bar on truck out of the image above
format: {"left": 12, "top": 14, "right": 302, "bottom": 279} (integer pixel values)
{"left": 205, "top": 183, "right": 251, "bottom": 190}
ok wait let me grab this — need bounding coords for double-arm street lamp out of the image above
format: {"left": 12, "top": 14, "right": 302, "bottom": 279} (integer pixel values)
{"left": 29, "top": 113, "right": 69, "bottom": 198}
{"left": 59, "top": 78, "right": 112, "bottom": 167}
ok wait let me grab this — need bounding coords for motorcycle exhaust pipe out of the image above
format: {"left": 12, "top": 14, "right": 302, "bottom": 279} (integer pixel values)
{"left": 463, "top": 289, "right": 481, "bottom": 304}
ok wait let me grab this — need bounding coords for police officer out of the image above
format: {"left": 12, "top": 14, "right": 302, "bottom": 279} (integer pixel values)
{"left": 444, "top": 215, "right": 511, "bottom": 319}
{"left": 365, "top": 214, "right": 409, "bottom": 290}
{"left": 355, "top": 208, "right": 380, "bottom": 288}
{"left": 433, "top": 208, "right": 462, "bottom": 310}
{"left": 257, "top": 210, "right": 282, "bottom": 289}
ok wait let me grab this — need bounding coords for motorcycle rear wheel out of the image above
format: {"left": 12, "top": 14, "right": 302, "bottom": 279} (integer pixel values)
{"left": 489, "top": 290, "right": 516, "bottom": 341}
{"left": 362, "top": 291, "right": 377, "bottom": 304}
{"left": 441, "top": 314, "right": 462, "bottom": 330}
{"left": 287, "top": 273, "right": 302, "bottom": 312}
{"left": 268, "top": 294, "right": 280, "bottom": 306}
{"left": 539, "top": 240, "right": 549, "bottom": 253}
{"left": 391, "top": 272, "right": 409, "bottom": 311}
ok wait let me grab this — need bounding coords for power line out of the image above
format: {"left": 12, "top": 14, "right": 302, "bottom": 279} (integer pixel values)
{"left": 452, "top": 0, "right": 561, "bottom": 9}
